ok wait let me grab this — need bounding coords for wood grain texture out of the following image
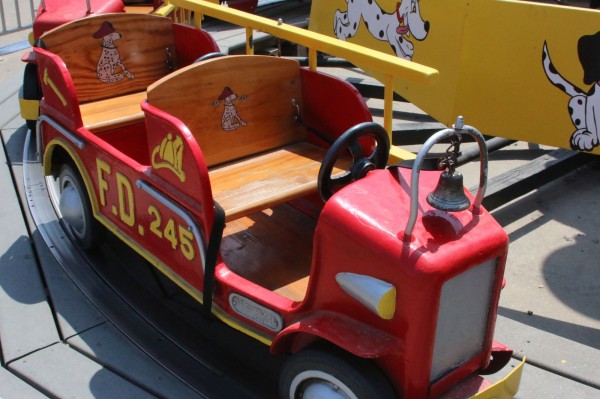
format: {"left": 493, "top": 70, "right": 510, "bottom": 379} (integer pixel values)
{"left": 221, "top": 205, "right": 316, "bottom": 301}
{"left": 41, "top": 13, "right": 175, "bottom": 103}
{"left": 148, "top": 55, "right": 351, "bottom": 222}
{"left": 147, "top": 55, "right": 306, "bottom": 167}
{"left": 80, "top": 91, "right": 146, "bottom": 132}
{"left": 209, "top": 142, "right": 349, "bottom": 222}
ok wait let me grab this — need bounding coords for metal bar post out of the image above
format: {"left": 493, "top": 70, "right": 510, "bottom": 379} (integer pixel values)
{"left": 245, "top": 26, "right": 253, "bottom": 54}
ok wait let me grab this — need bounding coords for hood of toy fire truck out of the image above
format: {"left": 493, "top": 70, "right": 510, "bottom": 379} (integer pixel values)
{"left": 314, "top": 167, "right": 511, "bottom": 394}
{"left": 323, "top": 167, "right": 508, "bottom": 259}
{"left": 313, "top": 167, "right": 512, "bottom": 397}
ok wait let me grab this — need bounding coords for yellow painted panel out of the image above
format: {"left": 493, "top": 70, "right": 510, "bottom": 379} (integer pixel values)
{"left": 19, "top": 99, "right": 39, "bottom": 120}
{"left": 309, "top": 0, "right": 467, "bottom": 129}
{"left": 455, "top": 1, "right": 600, "bottom": 152}
{"left": 310, "top": 0, "right": 600, "bottom": 154}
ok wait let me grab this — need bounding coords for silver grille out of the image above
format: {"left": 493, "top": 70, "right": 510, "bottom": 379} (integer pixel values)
{"left": 430, "top": 258, "right": 497, "bottom": 381}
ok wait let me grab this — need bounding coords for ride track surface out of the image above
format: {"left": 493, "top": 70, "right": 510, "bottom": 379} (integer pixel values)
{"left": 20, "top": 125, "right": 283, "bottom": 398}
{"left": 3, "top": 1, "right": 600, "bottom": 398}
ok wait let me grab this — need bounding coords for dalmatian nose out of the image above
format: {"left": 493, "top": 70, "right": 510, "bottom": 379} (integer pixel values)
{"left": 424, "top": 20, "right": 430, "bottom": 33}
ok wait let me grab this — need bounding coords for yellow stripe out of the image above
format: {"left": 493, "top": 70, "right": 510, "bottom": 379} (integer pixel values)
{"left": 44, "top": 139, "right": 273, "bottom": 346}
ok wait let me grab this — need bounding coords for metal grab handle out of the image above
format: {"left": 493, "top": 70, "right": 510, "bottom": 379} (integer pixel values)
{"left": 403, "top": 117, "right": 488, "bottom": 240}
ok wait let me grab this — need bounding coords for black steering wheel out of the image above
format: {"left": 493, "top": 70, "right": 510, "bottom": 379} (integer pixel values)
{"left": 318, "top": 122, "right": 390, "bottom": 201}
{"left": 194, "top": 52, "right": 227, "bottom": 63}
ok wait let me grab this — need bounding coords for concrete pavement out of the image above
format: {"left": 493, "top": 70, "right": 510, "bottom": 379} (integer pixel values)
{"left": 1, "top": 16, "right": 600, "bottom": 399}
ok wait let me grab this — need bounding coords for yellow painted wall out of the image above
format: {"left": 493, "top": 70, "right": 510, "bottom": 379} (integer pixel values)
{"left": 310, "top": 0, "right": 600, "bottom": 153}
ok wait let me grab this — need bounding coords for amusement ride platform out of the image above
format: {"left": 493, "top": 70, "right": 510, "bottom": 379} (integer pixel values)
{"left": 1, "top": 1, "right": 600, "bottom": 398}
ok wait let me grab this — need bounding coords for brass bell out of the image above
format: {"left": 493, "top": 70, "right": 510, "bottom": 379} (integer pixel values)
{"left": 426, "top": 169, "right": 471, "bottom": 212}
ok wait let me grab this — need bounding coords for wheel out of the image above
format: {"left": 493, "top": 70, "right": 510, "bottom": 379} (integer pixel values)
{"left": 22, "top": 63, "right": 42, "bottom": 133}
{"left": 318, "top": 122, "right": 390, "bottom": 201}
{"left": 57, "top": 163, "right": 104, "bottom": 249}
{"left": 279, "top": 348, "right": 396, "bottom": 399}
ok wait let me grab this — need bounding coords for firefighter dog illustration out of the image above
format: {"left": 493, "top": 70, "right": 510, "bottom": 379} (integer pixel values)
{"left": 543, "top": 32, "right": 600, "bottom": 151}
{"left": 93, "top": 21, "right": 135, "bottom": 83}
{"left": 217, "top": 86, "right": 247, "bottom": 131}
{"left": 333, "top": 0, "right": 430, "bottom": 60}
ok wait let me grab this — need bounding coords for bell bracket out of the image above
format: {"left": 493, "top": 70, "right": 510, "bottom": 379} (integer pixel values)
{"left": 403, "top": 116, "right": 489, "bottom": 240}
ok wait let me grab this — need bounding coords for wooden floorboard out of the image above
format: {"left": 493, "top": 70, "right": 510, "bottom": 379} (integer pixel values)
{"left": 222, "top": 203, "right": 316, "bottom": 301}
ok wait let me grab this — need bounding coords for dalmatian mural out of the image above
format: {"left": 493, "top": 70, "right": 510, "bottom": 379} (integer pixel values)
{"left": 333, "top": 0, "right": 430, "bottom": 60}
{"left": 217, "top": 87, "right": 247, "bottom": 131}
{"left": 542, "top": 32, "right": 600, "bottom": 151}
{"left": 93, "top": 21, "right": 135, "bottom": 83}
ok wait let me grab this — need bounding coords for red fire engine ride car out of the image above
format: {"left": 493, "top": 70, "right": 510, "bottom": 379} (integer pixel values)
{"left": 27, "top": 8, "right": 524, "bottom": 399}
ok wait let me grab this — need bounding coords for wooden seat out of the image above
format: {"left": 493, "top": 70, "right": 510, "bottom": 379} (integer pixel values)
{"left": 148, "top": 55, "right": 344, "bottom": 221}
{"left": 209, "top": 142, "right": 342, "bottom": 222}
{"left": 80, "top": 92, "right": 146, "bottom": 132}
{"left": 40, "top": 13, "right": 176, "bottom": 132}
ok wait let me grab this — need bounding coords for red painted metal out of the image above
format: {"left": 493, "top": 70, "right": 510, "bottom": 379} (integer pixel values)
{"left": 33, "top": 0, "right": 126, "bottom": 41}
{"left": 300, "top": 167, "right": 509, "bottom": 397}
{"left": 34, "top": 14, "right": 513, "bottom": 396}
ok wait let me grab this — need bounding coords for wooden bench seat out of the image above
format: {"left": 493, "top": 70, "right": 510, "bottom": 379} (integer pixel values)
{"left": 39, "top": 13, "right": 178, "bottom": 132}
{"left": 209, "top": 142, "right": 347, "bottom": 222}
{"left": 147, "top": 55, "right": 338, "bottom": 221}
{"left": 80, "top": 91, "right": 146, "bottom": 132}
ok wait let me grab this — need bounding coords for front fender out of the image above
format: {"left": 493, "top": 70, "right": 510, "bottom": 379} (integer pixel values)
{"left": 271, "top": 311, "right": 401, "bottom": 358}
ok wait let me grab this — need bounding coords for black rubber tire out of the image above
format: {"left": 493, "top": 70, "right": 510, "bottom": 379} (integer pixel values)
{"left": 22, "top": 63, "right": 41, "bottom": 133}
{"left": 58, "top": 163, "right": 104, "bottom": 250}
{"left": 279, "top": 347, "right": 396, "bottom": 399}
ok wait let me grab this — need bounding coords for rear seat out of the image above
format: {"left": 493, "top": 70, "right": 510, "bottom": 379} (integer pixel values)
{"left": 38, "top": 12, "right": 216, "bottom": 133}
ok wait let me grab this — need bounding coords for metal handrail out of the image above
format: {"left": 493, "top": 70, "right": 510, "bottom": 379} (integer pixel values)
{"left": 0, "top": 0, "right": 39, "bottom": 35}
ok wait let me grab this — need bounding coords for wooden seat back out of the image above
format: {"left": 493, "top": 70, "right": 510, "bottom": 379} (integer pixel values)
{"left": 40, "top": 13, "right": 176, "bottom": 103}
{"left": 147, "top": 55, "right": 307, "bottom": 167}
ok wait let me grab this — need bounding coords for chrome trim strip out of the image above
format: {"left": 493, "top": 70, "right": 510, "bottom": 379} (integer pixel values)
{"left": 38, "top": 114, "right": 86, "bottom": 150}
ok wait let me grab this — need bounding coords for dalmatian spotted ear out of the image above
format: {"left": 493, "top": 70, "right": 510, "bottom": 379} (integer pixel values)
{"left": 578, "top": 31, "right": 600, "bottom": 86}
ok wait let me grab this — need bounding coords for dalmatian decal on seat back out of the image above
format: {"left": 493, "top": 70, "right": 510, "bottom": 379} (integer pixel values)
{"left": 333, "top": 0, "right": 430, "bottom": 60}
{"left": 94, "top": 21, "right": 135, "bottom": 83}
{"left": 542, "top": 32, "right": 600, "bottom": 151}
{"left": 216, "top": 86, "right": 247, "bottom": 131}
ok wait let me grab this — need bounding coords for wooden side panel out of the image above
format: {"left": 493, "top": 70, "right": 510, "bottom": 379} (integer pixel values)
{"left": 147, "top": 55, "right": 306, "bottom": 167}
{"left": 40, "top": 13, "right": 175, "bottom": 103}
